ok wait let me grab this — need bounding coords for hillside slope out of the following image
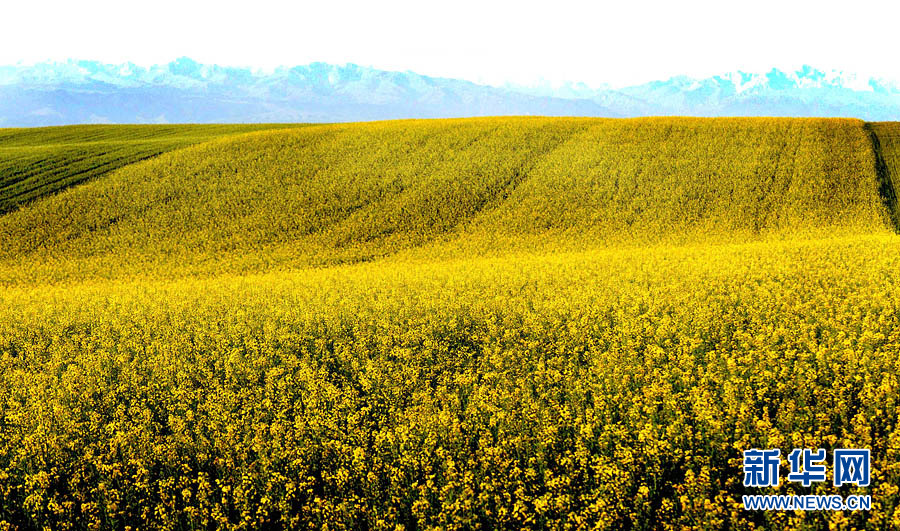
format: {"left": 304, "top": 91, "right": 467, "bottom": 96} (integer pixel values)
{"left": 0, "top": 117, "right": 892, "bottom": 282}
{"left": 0, "top": 123, "right": 313, "bottom": 214}
{"left": 2, "top": 118, "right": 900, "bottom": 530}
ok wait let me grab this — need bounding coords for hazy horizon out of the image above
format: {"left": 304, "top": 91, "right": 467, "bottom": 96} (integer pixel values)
{"left": 2, "top": 56, "right": 895, "bottom": 92}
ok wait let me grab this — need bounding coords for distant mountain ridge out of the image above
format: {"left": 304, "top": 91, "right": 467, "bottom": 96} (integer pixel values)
{"left": 1, "top": 58, "right": 899, "bottom": 126}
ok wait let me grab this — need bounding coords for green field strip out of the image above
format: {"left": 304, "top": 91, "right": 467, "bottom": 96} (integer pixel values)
{"left": 0, "top": 123, "right": 315, "bottom": 214}
{"left": 3, "top": 151, "right": 160, "bottom": 204}
{"left": 867, "top": 122, "right": 900, "bottom": 231}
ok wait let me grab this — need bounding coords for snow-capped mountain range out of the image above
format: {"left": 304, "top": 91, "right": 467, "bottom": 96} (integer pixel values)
{"left": 1, "top": 58, "right": 899, "bottom": 126}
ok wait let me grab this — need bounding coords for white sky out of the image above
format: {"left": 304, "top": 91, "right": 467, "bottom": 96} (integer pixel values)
{"left": 2, "top": 0, "right": 899, "bottom": 88}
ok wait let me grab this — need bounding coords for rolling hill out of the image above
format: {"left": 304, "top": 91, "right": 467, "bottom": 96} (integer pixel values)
{"left": 0, "top": 117, "right": 894, "bottom": 283}
{"left": 1, "top": 118, "right": 900, "bottom": 530}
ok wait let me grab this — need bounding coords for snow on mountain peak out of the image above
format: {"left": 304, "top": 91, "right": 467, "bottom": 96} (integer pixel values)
{"left": 1, "top": 58, "right": 899, "bottom": 125}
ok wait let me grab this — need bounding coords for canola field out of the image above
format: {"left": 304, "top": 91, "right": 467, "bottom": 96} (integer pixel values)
{"left": 1, "top": 118, "right": 899, "bottom": 530}
{"left": 0, "top": 123, "right": 314, "bottom": 215}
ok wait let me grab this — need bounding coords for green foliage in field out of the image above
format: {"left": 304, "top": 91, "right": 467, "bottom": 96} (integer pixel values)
{"left": 0, "top": 118, "right": 898, "bottom": 530}
{"left": 868, "top": 122, "right": 900, "bottom": 229}
{"left": 0, "top": 124, "right": 313, "bottom": 214}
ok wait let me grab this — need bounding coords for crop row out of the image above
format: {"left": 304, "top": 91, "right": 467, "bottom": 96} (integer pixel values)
{"left": 0, "top": 124, "right": 312, "bottom": 214}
